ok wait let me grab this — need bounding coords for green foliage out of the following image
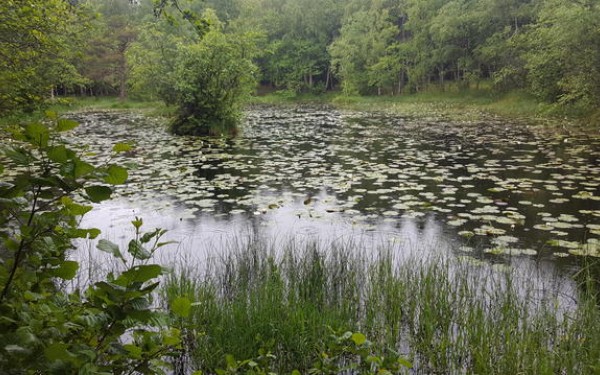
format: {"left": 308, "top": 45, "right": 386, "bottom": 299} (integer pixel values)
{"left": 169, "top": 15, "right": 259, "bottom": 136}
{"left": 309, "top": 329, "right": 412, "bottom": 375}
{"left": 0, "top": 0, "right": 88, "bottom": 115}
{"left": 522, "top": 0, "right": 600, "bottom": 108}
{"left": 161, "top": 240, "right": 600, "bottom": 374}
{"left": 0, "top": 115, "right": 180, "bottom": 374}
{"left": 330, "top": 0, "right": 401, "bottom": 95}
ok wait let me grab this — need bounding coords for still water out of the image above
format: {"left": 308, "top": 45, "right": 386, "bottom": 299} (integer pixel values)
{"left": 70, "top": 108, "right": 599, "bottom": 284}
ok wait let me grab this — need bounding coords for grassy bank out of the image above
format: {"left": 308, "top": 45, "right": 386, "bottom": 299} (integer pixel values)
{"left": 249, "top": 86, "right": 600, "bottom": 128}
{"left": 6, "top": 87, "right": 596, "bottom": 128}
{"left": 161, "top": 239, "right": 600, "bottom": 374}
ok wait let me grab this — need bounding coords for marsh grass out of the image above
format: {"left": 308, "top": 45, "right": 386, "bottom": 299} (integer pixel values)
{"left": 161, "top": 239, "right": 600, "bottom": 374}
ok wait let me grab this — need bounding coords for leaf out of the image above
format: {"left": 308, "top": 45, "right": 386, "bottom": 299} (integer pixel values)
{"left": 45, "top": 110, "right": 58, "bottom": 120}
{"left": 3, "top": 147, "right": 32, "bottom": 165}
{"left": 113, "top": 143, "right": 133, "bottom": 153}
{"left": 97, "top": 239, "right": 123, "bottom": 259}
{"left": 104, "top": 165, "right": 128, "bottom": 185}
{"left": 52, "top": 260, "right": 79, "bottom": 280}
{"left": 47, "top": 145, "right": 68, "bottom": 163}
{"left": 351, "top": 332, "right": 367, "bottom": 346}
{"left": 44, "top": 342, "right": 71, "bottom": 361}
{"left": 74, "top": 160, "right": 95, "bottom": 178}
{"left": 25, "top": 123, "right": 49, "bottom": 148}
{"left": 57, "top": 118, "right": 79, "bottom": 132}
{"left": 86, "top": 228, "right": 101, "bottom": 239}
{"left": 85, "top": 185, "right": 112, "bottom": 203}
{"left": 171, "top": 297, "right": 192, "bottom": 318}
{"left": 123, "top": 344, "right": 143, "bottom": 359}
{"left": 67, "top": 203, "right": 93, "bottom": 216}
{"left": 121, "top": 265, "right": 162, "bottom": 283}
{"left": 128, "top": 240, "right": 151, "bottom": 260}
{"left": 131, "top": 217, "right": 143, "bottom": 230}
{"left": 397, "top": 358, "right": 413, "bottom": 368}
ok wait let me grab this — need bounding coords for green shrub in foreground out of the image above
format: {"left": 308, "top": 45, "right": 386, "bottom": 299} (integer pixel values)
{"left": 0, "top": 115, "right": 181, "bottom": 374}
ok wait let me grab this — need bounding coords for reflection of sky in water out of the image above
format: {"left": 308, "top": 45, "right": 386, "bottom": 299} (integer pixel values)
{"left": 76, "top": 194, "right": 578, "bottom": 313}
{"left": 67, "top": 108, "right": 599, "bottom": 305}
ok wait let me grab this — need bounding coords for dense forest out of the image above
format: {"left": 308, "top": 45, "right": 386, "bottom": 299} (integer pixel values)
{"left": 2, "top": 0, "right": 600, "bottom": 121}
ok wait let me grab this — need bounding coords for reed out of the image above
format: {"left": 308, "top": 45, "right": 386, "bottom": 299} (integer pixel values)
{"left": 161, "top": 238, "right": 600, "bottom": 374}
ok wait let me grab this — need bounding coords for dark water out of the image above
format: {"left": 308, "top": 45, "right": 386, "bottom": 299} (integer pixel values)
{"left": 66, "top": 109, "right": 598, "bottom": 282}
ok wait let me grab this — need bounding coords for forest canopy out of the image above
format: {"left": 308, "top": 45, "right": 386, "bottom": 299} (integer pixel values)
{"left": 2, "top": 0, "right": 600, "bottom": 127}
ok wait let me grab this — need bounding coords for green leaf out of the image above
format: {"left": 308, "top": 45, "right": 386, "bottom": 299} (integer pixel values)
{"left": 85, "top": 185, "right": 112, "bottom": 203}
{"left": 67, "top": 203, "right": 93, "bottom": 216}
{"left": 64, "top": 228, "right": 101, "bottom": 239}
{"left": 44, "top": 342, "right": 71, "bottom": 361}
{"left": 74, "top": 160, "right": 95, "bottom": 178}
{"left": 86, "top": 228, "right": 101, "bottom": 239}
{"left": 57, "top": 118, "right": 79, "bottom": 132}
{"left": 3, "top": 147, "right": 32, "bottom": 165}
{"left": 52, "top": 260, "right": 79, "bottom": 280}
{"left": 128, "top": 240, "right": 151, "bottom": 260}
{"left": 113, "top": 143, "right": 133, "bottom": 153}
{"left": 25, "top": 123, "right": 50, "bottom": 148}
{"left": 123, "top": 344, "right": 143, "bottom": 359}
{"left": 397, "top": 358, "right": 412, "bottom": 368}
{"left": 47, "top": 145, "right": 68, "bottom": 163}
{"left": 171, "top": 297, "right": 192, "bottom": 318}
{"left": 104, "top": 165, "right": 128, "bottom": 185}
{"left": 121, "top": 264, "right": 162, "bottom": 283}
{"left": 351, "top": 332, "right": 367, "bottom": 346}
{"left": 97, "top": 239, "right": 123, "bottom": 259}
{"left": 45, "top": 110, "right": 58, "bottom": 120}
{"left": 131, "top": 217, "right": 143, "bottom": 230}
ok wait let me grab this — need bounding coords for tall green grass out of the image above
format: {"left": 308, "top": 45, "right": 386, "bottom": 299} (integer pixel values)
{"left": 162, "top": 239, "right": 600, "bottom": 374}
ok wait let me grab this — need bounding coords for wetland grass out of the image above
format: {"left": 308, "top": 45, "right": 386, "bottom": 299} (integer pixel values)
{"left": 161, "top": 239, "right": 600, "bottom": 374}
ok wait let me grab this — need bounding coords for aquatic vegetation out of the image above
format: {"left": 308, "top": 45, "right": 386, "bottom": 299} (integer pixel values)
{"left": 161, "top": 239, "right": 600, "bottom": 374}
{"left": 68, "top": 109, "right": 599, "bottom": 262}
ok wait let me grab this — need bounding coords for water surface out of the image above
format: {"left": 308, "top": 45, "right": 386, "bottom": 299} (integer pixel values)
{"left": 69, "top": 108, "right": 599, "bottom": 277}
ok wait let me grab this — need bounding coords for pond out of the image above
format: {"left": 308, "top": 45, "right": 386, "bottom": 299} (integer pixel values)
{"left": 69, "top": 108, "right": 599, "bottom": 280}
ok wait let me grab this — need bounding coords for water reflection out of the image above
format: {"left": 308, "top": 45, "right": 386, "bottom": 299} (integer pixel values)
{"left": 68, "top": 108, "right": 599, "bottom": 300}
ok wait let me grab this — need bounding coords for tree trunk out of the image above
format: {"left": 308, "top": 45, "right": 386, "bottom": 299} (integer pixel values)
{"left": 398, "top": 70, "right": 405, "bottom": 94}
{"left": 119, "top": 66, "right": 127, "bottom": 101}
{"left": 325, "top": 67, "right": 331, "bottom": 90}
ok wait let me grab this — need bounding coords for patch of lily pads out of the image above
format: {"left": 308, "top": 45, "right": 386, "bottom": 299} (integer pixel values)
{"left": 9, "top": 109, "right": 592, "bottom": 261}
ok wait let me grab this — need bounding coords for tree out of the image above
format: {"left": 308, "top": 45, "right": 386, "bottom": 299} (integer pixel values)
{"left": 330, "top": 0, "right": 402, "bottom": 95}
{"left": 79, "top": 0, "right": 145, "bottom": 99}
{"left": 522, "top": 0, "right": 600, "bottom": 107}
{"left": 0, "top": 0, "right": 85, "bottom": 114}
{"left": 169, "top": 11, "right": 259, "bottom": 136}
